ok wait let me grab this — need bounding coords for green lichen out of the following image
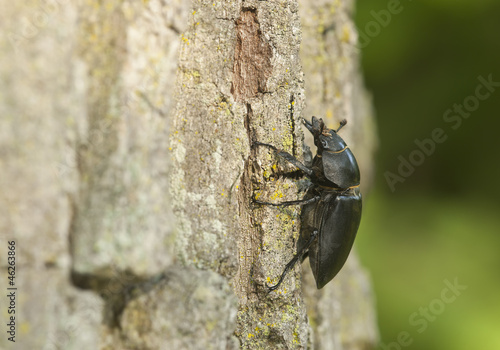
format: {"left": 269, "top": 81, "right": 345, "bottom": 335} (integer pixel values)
{"left": 182, "top": 68, "right": 202, "bottom": 84}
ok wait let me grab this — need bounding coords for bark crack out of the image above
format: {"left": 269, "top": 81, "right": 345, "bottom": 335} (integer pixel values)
{"left": 289, "top": 94, "right": 297, "bottom": 157}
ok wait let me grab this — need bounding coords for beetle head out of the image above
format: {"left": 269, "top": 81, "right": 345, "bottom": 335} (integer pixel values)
{"left": 303, "top": 117, "right": 348, "bottom": 153}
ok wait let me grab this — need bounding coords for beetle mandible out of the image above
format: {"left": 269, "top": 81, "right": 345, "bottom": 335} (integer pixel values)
{"left": 253, "top": 116, "right": 362, "bottom": 290}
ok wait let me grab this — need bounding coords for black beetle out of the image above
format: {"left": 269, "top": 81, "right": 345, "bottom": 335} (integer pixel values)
{"left": 253, "top": 116, "right": 362, "bottom": 290}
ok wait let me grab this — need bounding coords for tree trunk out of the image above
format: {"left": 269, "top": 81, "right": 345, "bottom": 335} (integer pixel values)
{"left": 1, "top": 0, "right": 378, "bottom": 349}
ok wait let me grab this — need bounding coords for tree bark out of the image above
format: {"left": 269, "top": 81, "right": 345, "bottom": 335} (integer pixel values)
{"left": 167, "top": 0, "right": 378, "bottom": 349}
{"left": 0, "top": 0, "right": 378, "bottom": 349}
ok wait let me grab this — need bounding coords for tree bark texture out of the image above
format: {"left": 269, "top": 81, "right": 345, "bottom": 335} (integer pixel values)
{"left": 0, "top": 0, "right": 377, "bottom": 349}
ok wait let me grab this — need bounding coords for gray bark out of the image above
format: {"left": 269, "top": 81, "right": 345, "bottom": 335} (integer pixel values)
{"left": 0, "top": 0, "right": 378, "bottom": 349}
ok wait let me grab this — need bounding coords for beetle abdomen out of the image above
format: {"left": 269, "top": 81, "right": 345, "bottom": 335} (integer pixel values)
{"left": 309, "top": 189, "right": 362, "bottom": 289}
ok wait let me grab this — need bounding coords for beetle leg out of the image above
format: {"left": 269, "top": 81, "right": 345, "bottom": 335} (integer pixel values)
{"left": 266, "top": 230, "right": 319, "bottom": 292}
{"left": 253, "top": 141, "right": 313, "bottom": 177}
{"left": 253, "top": 195, "right": 320, "bottom": 208}
{"left": 281, "top": 169, "right": 306, "bottom": 180}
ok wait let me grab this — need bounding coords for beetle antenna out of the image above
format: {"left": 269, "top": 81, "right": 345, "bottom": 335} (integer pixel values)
{"left": 335, "top": 119, "right": 347, "bottom": 133}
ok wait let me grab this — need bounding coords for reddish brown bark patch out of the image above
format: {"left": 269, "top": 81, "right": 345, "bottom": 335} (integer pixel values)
{"left": 231, "top": 9, "right": 273, "bottom": 102}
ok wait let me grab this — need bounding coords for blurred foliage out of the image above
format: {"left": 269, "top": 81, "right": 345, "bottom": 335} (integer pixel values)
{"left": 354, "top": 0, "right": 500, "bottom": 349}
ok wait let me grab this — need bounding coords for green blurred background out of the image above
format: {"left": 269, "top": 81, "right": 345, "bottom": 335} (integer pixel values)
{"left": 354, "top": 0, "right": 500, "bottom": 349}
